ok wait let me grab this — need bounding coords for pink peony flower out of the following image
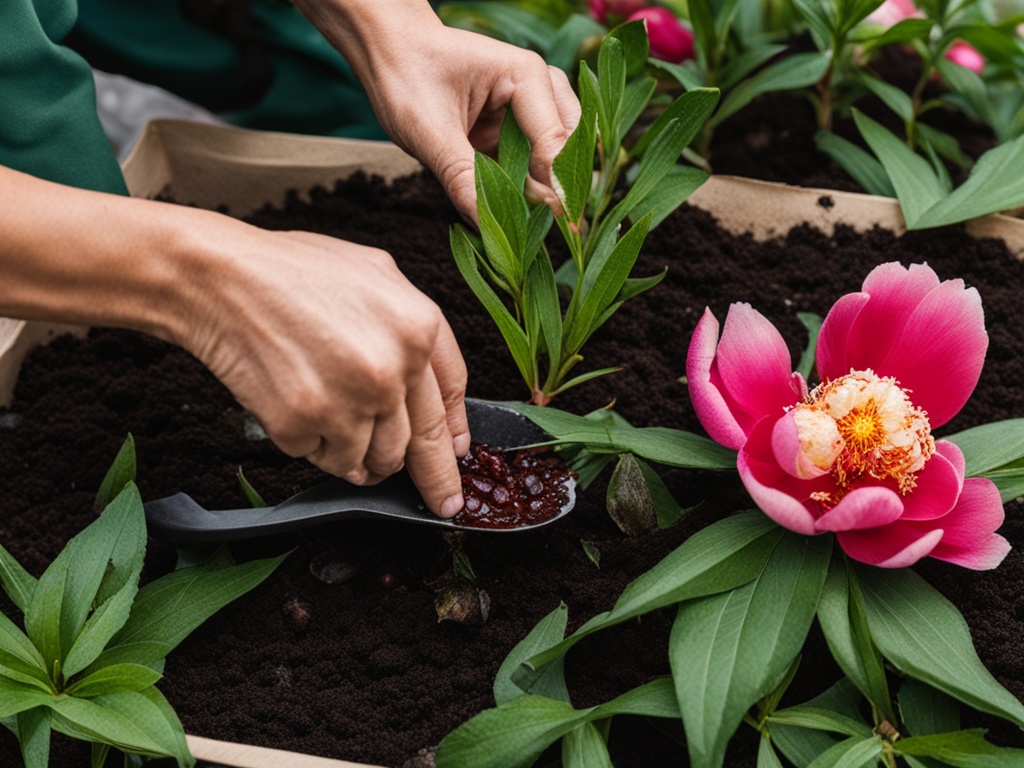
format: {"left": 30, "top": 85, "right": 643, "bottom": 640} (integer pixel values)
{"left": 687, "top": 262, "right": 1010, "bottom": 570}
{"left": 866, "top": 0, "right": 920, "bottom": 27}
{"left": 589, "top": 0, "right": 649, "bottom": 24}
{"left": 945, "top": 40, "right": 985, "bottom": 74}
{"left": 626, "top": 6, "right": 695, "bottom": 63}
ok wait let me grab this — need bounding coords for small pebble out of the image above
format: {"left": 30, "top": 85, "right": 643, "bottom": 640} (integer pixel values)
{"left": 0, "top": 412, "right": 21, "bottom": 430}
{"left": 309, "top": 552, "right": 356, "bottom": 585}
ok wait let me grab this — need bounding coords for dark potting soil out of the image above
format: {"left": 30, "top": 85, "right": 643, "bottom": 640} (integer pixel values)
{"left": 1, "top": 168, "right": 1023, "bottom": 768}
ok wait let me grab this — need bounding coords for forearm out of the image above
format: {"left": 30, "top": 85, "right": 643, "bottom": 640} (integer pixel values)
{"left": 0, "top": 164, "right": 224, "bottom": 346}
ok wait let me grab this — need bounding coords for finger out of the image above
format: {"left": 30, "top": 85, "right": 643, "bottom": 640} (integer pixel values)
{"left": 507, "top": 61, "right": 578, "bottom": 189}
{"left": 363, "top": 402, "right": 412, "bottom": 478}
{"left": 431, "top": 318, "right": 470, "bottom": 456}
{"left": 404, "top": 366, "right": 464, "bottom": 518}
{"left": 306, "top": 420, "right": 376, "bottom": 484}
{"left": 419, "top": 124, "right": 480, "bottom": 227}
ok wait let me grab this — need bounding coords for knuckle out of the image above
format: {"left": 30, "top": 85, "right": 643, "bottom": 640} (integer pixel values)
{"left": 414, "top": 416, "right": 452, "bottom": 448}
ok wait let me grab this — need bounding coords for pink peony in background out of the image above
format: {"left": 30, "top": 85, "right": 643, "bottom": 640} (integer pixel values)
{"left": 626, "top": 6, "right": 695, "bottom": 63}
{"left": 687, "top": 262, "right": 1010, "bottom": 570}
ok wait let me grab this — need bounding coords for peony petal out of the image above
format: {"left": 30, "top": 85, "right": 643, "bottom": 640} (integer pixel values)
{"left": 878, "top": 277, "right": 987, "bottom": 427}
{"left": 738, "top": 418, "right": 820, "bottom": 535}
{"left": 816, "top": 292, "right": 869, "bottom": 381}
{"left": 814, "top": 486, "right": 904, "bottom": 532}
{"left": 897, "top": 444, "right": 963, "bottom": 521}
{"left": 715, "top": 303, "right": 798, "bottom": 422}
{"left": 837, "top": 526, "right": 943, "bottom": 568}
{"left": 771, "top": 410, "right": 831, "bottom": 479}
{"left": 927, "top": 477, "right": 1010, "bottom": 570}
{"left": 823, "top": 263, "right": 939, "bottom": 378}
{"left": 687, "top": 308, "right": 748, "bottom": 449}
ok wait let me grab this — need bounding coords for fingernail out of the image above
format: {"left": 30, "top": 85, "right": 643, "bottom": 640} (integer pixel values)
{"left": 440, "top": 493, "right": 464, "bottom": 519}
{"left": 453, "top": 431, "right": 471, "bottom": 457}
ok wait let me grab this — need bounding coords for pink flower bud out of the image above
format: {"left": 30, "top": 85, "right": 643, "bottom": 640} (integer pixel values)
{"left": 945, "top": 40, "right": 985, "bottom": 74}
{"left": 866, "top": 0, "right": 920, "bottom": 27}
{"left": 626, "top": 7, "right": 695, "bottom": 63}
{"left": 590, "top": 0, "right": 648, "bottom": 23}
{"left": 588, "top": 0, "right": 608, "bottom": 23}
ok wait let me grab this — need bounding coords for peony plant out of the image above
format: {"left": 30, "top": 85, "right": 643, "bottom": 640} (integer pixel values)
{"left": 437, "top": 261, "right": 1024, "bottom": 768}
{"left": 687, "top": 261, "right": 1009, "bottom": 569}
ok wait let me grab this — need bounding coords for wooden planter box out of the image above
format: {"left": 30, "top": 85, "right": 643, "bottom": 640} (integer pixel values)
{"left": 2, "top": 118, "right": 1023, "bottom": 767}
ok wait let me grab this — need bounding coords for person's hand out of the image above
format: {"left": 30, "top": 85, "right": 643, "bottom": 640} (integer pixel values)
{"left": 177, "top": 224, "right": 470, "bottom": 518}
{"left": 295, "top": 0, "right": 582, "bottom": 223}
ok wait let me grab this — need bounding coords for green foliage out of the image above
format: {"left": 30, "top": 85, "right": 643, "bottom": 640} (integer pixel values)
{"left": 0, "top": 438, "right": 285, "bottom": 767}
{"left": 451, "top": 26, "right": 718, "bottom": 405}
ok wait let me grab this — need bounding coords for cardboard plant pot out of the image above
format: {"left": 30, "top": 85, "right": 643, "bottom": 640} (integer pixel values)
{"left": 2, "top": 119, "right": 1024, "bottom": 768}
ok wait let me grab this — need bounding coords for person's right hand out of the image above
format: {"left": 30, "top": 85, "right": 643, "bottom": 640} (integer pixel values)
{"left": 176, "top": 223, "right": 470, "bottom": 517}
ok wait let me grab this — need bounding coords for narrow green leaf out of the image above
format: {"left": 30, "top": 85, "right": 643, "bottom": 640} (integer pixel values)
{"left": 670, "top": 532, "right": 832, "bottom": 768}
{"left": 899, "top": 678, "right": 960, "bottom": 737}
{"left": 816, "top": 554, "right": 893, "bottom": 721}
{"left": 23, "top": 545, "right": 73, "bottom": 675}
{"left": 525, "top": 248, "right": 563, "bottom": 394}
{"left": 237, "top": 467, "right": 266, "bottom": 508}
{"left": 806, "top": 735, "right": 883, "bottom": 768}
{"left": 134, "top": 685, "right": 192, "bottom": 766}
{"left": 796, "top": 312, "right": 823, "bottom": 382}
{"left": 494, "top": 603, "right": 569, "bottom": 706}
{"left": 516, "top": 514, "right": 782, "bottom": 686}
{"left": 61, "top": 562, "right": 141, "bottom": 678}
{"left": 897, "top": 730, "right": 1024, "bottom": 766}
{"left": 857, "top": 565, "right": 1024, "bottom": 728}
{"left": 47, "top": 691, "right": 176, "bottom": 758}
{"left": 687, "top": 0, "right": 716, "bottom": 71}
{"left": 758, "top": 736, "right": 785, "bottom": 768}
{"left": 632, "top": 87, "right": 720, "bottom": 159}
{"left": 498, "top": 109, "right": 531, "bottom": 192}
{"left": 717, "top": 44, "right": 789, "bottom": 92}
{"left": 546, "top": 14, "right": 606, "bottom": 75}
{"left": 935, "top": 58, "right": 996, "bottom": 129}
{"left": 814, "top": 130, "right": 897, "bottom": 197}
{"left": 0, "top": 679, "right": 53, "bottom": 719}
{"left": 476, "top": 153, "right": 530, "bottom": 285}
{"left": 856, "top": 73, "right": 913, "bottom": 122}
{"left": 95, "top": 435, "right": 136, "bottom": 511}
{"left": 92, "top": 551, "right": 286, "bottom": 670}
{"left": 943, "top": 418, "right": 1024, "bottom": 475}
{"left": 916, "top": 123, "right": 969, "bottom": 168}
{"left": 649, "top": 59, "right": 706, "bottom": 91}
{"left": 979, "top": 467, "right": 1024, "bottom": 503}
{"left": 0, "top": 542, "right": 37, "bottom": 614}
{"left": 552, "top": 83, "right": 598, "bottom": 226}
{"left": 859, "top": 18, "right": 933, "bottom": 49}
{"left": 436, "top": 679, "right": 678, "bottom": 768}
{"left": 837, "top": 0, "right": 887, "bottom": 36}
{"left": 618, "top": 76, "right": 658, "bottom": 142}
{"left": 789, "top": 0, "right": 833, "bottom": 47}
{"left": 606, "top": 18, "right": 649, "bottom": 76}
{"left": 618, "top": 268, "right": 668, "bottom": 302}
{"left": 636, "top": 456, "right": 685, "bottom": 528}
{"left": 607, "top": 453, "right": 659, "bottom": 535}
{"left": 451, "top": 225, "right": 535, "bottom": 390}
{"left": 767, "top": 706, "right": 873, "bottom": 738}
{"left": 15, "top": 707, "right": 50, "bottom": 768}
{"left": 629, "top": 166, "right": 710, "bottom": 229}
{"left": 550, "top": 366, "right": 623, "bottom": 397}
{"left": 714, "top": 52, "right": 832, "bottom": 127}
{"left": 771, "top": 678, "right": 865, "bottom": 767}
{"left": 507, "top": 402, "right": 738, "bottom": 469}
{"left": 64, "top": 663, "right": 162, "bottom": 698}
{"left": 562, "top": 721, "right": 613, "bottom": 768}
{"left": 853, "top": 109, "right": 945, "bottom": 227}
{"left": 598, "top": 35, "right": 627, "bottom": 156}
{"left": 0, "top": 612, "right": 48, "bottom": 683}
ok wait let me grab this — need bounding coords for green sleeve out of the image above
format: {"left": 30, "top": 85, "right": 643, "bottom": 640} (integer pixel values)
{"left": 0, "top": 0, "right": 127, "bottom": 194}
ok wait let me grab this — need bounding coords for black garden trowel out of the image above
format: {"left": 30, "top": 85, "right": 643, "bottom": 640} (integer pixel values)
{"left": 143, "top": 399, "right": 576, "bottom": 543}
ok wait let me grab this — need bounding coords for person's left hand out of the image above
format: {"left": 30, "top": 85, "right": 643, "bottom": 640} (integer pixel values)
{"left": 295, "top": 0, "right": 581, "bottom": 222}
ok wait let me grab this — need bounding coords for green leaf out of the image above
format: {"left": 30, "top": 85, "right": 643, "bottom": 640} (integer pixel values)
{"left": 767, "top": 706, "right": 873, "bottom": 738}
{"left": 857, "top": 565, "right": 1024, "bottom": 728}
{"left": 550, "top": 366, "right": 623, "bottom": 397}
{"left": 476, "top": 153, "right": 530, "bottom": 286}
{"left": 717, "top": 44, "right": 789, "bottom": 92}
{"left": 525, "top": 247, "right": 563, "bottom": 395}
{"left": 978, "top": 467, "right": 1024, "bottom": 503}
{"left": 629, "top": 165, "right": 710, "bottom": 229}
{"left": 816, "top": 554, "right": 893, "bottom": 721}
{"left": 770, "top": 678, "right": 866, "bottom": 767}
{"left": 944, "top": 418, "right": 1024, "bottom": 475}
{"left": 606, "top": 453, "right": 659, "bottom": 535}
{"left": 856, "top": 73, "right": 913, "bottom": 122}
{"left": 552, "top": 86, "right": 597, "bottom": 227}
{"left": 562, "top": 721, "right": 613, "bottom": 768}
{"left": 758, "top": 736, "right": 785, "bottom": 768}
{"left": 47, "top": 691, "right": 181, "bottom": 759}
{"left": 618, "top": 268, "right": 669, "bottom": 303}
{"left": 516, "top": 514, "right": 783, "bottom": 687}
{"left": 598, "top": 35, "right": 626, "bottom": 159}
{"left": 915, "top": 123, "right": 969, "bottom": 169}
{"left": 897, "top": 730, "right": 1024, "bottom": 766}
{"left": 451, "top": 225, "right": 535, "bottom": 390}
{"left": 498, "top": 109, "right": 531, "bottom": 192}
{"left": 789, "top": 0, "right": 833, "bottom": 47}
{"left": 606, "top": 18, "right": 650, "bottom": 76}
{"left": 436, "top": 679, "right": 678, "bottom": 768}
{"left": 61, "top": 561, "right": 141, "bottom": 678}
{"left": 649, "top": 59, "right": 705, "bottom": 91}
{"left": 0, "top": 612, "right": 49, "bottom": 688}
{"left": 0, "top": 542, "right": 37, "bottom": 614}
{"left": 237, "top": 467, "right": 266, "bottom": 508}
{"left": 15, "top": 707, "right": 50, "bottom": 768}
{"left": 912, "top": 130, "right": 1024, "bottom": 228}
{"left": 494, "top": 603, "right": 569, "bottom": 706}
{"left": 670, "top": 532, "right": 832, "bottom": 768}
{"left": 899, "top": 678, "right": 960, "bottom": 737}
{"left": 814, "top": 131, "right": 897, "bottom": 197}
{"left": 636, "top": 456, "right": 686, "bottom": 528}
{"left": 0, "top": 679, "right": 54, "bottom": 719}
{"left": 64, "top": 663, "right": 162, "bottom": 698}
{"left": 95, "top": 435, "right": 136, "bottom": 512}
{"left": 859, "top": 18, "right": 933, "bottom": 49}
{"left": 687, "top": 0, "right": 716, "bottom": 71}
{"left": 853, "top": 109, "right": 945, "bottom": 227}
{"left": 837, "top": 0, "right": 888, "bottom": 36}
{"left": 134, "top": 685, "right": 191, "bottom": 766}
{"left": 91, "top": 550, "right": 286, "bottom": 670}
{"left": 618, "top": 76, "right": 658, "bottom": 143}
{"left": 632, "top": 87, "right": 720, "bottom": 160}
{"left": 546, "top": 13, "right": 606, "bottom": 75}
{"left": 714, "top": 52, "right": 832, "bottom": 127}
{"left": 806, "top": 735, "right": 883, "bottom": 768}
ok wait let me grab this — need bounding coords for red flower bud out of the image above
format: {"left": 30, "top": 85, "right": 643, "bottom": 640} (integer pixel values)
{"left": 627, "top": 7, "right": 695, "bottom": 63}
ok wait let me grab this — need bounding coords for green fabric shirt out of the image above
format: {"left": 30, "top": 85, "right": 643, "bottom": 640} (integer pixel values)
{"left": 0, "top": 0, "right": 127, "bottom": 193}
